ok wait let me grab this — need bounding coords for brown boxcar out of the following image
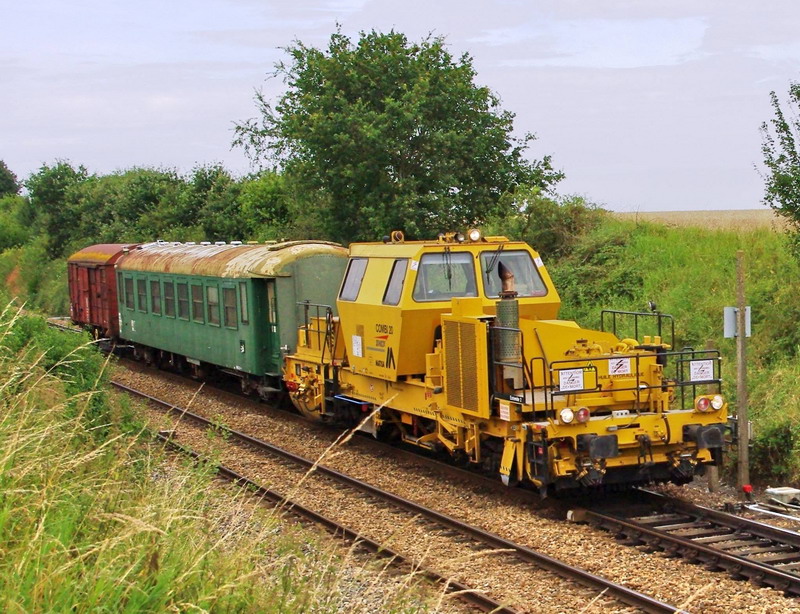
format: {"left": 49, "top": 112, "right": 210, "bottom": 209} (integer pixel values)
{"left": 67, "top": 243, "right": 138, "bottom": 338}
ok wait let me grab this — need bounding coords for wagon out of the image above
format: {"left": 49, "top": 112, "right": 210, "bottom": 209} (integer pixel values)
{"left": 67, "top": 243, "right": 138, "bottom": 338}
{"left": 115, "top": 241, "right": 348, "bottom": 395}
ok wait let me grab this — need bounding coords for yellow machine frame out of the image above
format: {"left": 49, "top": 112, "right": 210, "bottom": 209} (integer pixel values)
{"left": 285, "top": 231, "right": 727, "bottom": 494}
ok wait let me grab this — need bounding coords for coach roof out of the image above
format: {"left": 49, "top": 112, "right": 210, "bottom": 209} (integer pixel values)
{"left": 67, "top": 243, "right": 139, "bottom": 265}
{"left": 117, "top": 241, "right": 346, "bottom": 278}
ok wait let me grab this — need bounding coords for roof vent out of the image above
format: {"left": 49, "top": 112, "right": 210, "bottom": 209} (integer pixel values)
{"left": 264, "top": 240, "right": 277, "bottom": 245}
{"left": 185, "top": 241, "right": 196, "bottom": 245}
{"left": 215, "top": 241, "right": 226, "bottom": 246}
{"left": 231, "top": 240, "right": 242, "bottom": 246}
{"left": 200, "top": 241, "right": 211, "bottom": 246}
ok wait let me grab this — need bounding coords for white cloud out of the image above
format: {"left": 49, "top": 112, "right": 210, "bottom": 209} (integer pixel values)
{"left": 474, "top": 17, "right": 708, "bottom": 69}
{"left": 748, "top": 42, "right": 800, "bottom": 63}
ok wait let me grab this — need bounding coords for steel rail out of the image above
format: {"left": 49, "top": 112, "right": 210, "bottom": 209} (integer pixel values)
{"left": 636, "top": 489, "right": 800, "bottom": 549}
{"left": 154, "top": 433, "right": 509, "bottom": 614}
{"left": 115, "top": 380, "right": 683, "bottom": 614}
{"left": 578, "top": 499, "right": 800, "bottom": 596}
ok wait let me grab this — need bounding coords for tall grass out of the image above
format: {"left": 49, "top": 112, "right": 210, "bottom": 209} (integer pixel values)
{"left": 0, "top": 305, "right": 434, "bottom": 613}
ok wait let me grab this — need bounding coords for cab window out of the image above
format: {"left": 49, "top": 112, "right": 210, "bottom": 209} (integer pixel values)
{"left": 480, "top": 250, "right": 547, "bottom": 298}
{"left": 412, "top": 252, "right": 477, "bottom": 302}
{"left": 382, "top": 259, "right": 408, "bottom": 305}
{"left": 340, "top": 258, "right": 368, "bottom": 301}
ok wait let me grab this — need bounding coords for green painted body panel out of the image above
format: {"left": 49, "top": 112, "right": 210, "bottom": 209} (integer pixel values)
{"left": 116, "top": 247, "right": 348, "bottom": 378}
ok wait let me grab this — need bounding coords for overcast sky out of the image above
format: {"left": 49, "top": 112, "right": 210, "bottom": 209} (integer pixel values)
{"left": 3, "top": 1, "right": 798, "bottom": 212}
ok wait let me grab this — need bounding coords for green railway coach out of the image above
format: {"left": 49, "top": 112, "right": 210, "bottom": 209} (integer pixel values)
{"left": 116, "top": 240, "right": 348, "bottom": 395}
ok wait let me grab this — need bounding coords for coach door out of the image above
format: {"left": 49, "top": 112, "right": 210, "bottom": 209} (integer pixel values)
{"left": 265, "top": 279, "right": 281, "bottom": 373}
{"left": 78, "top": 266, "right": 91, "bottom": 322}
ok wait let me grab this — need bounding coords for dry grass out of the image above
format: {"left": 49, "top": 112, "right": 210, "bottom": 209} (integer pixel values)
{"left": 613, "top": 209, "right": 788, "bottom": 231}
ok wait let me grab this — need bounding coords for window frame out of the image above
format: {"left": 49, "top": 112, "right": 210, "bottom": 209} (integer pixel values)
{"left": 124, "top": 277, "right": 134, "bottom": 310}
{"left": 136, "top": 278, "right": 148, "bottom": 312}
{"left": 163, "top": 281, "right": 175, "bottom": 318}
{"left": 239, "top": 282, "right": 249, "bottom": 325}
{"left": 177, "top": 282, "right": 190, "bottom": 320}
{"left": 222, "top": 286, "right": 238, "bottom": 329}
{"left": 479, "top": 250, "right": 548, "bottom": 299}
{"left": 150, "top": 280, "right": 162, "bottom": 315}
{"left": 339, "top": 257, "right": 368, "bottom": 302}
{"left": 191, "top": 284, "right": 204, "bottom": 323}
{"left": 382, "top": 259, "right": 408, "bottom": 305}
{"left": 411, "top": 252, "right": 478, "bottom": 303}
{"left": 206, "top": 285, "right": 220, "bottom": 326}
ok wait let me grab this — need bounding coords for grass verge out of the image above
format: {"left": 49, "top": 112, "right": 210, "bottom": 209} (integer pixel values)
{"left": 0, "top": 303, "right": 436, "bottom": 613}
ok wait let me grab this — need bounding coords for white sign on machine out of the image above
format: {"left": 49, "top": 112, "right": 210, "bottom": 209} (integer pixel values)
{"left": 352, "top": 335, "right": 363, "bottom": 358}
{"left": 558, "top": 368, "right": 585, "bottom": 392}
{"left": 689, "top": 359, "right": 714, "bottom": 382}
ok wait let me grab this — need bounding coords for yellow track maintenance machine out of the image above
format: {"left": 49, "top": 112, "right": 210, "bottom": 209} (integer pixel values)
{"left": 283, "top": 230, "right": 728, "bottom": 495}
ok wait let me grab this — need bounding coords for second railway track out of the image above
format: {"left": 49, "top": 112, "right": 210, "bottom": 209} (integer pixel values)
{"left": 579, "top": 490, "right": 800, "bottom": 596}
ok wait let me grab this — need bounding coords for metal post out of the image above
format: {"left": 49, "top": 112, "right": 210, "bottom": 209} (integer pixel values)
{"left": 736, "top": 250, "right": 750, "bottom": 493}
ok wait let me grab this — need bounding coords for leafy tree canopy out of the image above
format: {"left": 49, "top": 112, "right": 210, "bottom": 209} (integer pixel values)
{"left": 25, "top": 161, "right": 89, "bottom": 257}
{"left": 0, "top": 161, "right": 20, "bottom": 197}
{"left": 761, "top": 83, "right": 800, "bottom": 245}
{"left": 234, "top": 29, "right": 563, "bottom": 243}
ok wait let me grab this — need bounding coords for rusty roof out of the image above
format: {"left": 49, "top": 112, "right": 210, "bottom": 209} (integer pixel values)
{"left": 117, "top": 241, "right": 347, "bottom": 278}
{"left": 67, "top": 244, "right": 139, "bottom": 265}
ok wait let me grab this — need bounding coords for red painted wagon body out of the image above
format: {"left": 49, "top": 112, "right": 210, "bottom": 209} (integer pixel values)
{"left": 67, "top": 244, "right": 138, "bottom": 338}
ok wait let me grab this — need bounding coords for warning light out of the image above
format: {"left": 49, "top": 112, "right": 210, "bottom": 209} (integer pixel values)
{"left": 742, "top": 484, "right": 753, "bottom": 494}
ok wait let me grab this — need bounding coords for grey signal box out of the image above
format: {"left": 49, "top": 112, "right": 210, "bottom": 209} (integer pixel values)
{"left": 723, "top": 306, "right": 751, "bottom": 338}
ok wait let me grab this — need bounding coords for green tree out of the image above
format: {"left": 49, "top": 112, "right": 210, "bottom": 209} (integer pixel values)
{"left": 234, "top": 29, "right": 563, "bottom": 243}
{"left": 0, "top": 161, "right": 20, "bottom": 197}
{"left": 487, "top": 186, "right": 606, "bottom": 258}
{"left": 760, "top": 83, "right": 800, "bottom": 245}
{"left": 25, "top": 161, "right": 89, "bottom": 257}
{"left": 239, "top": 171, "right": 294, "bottom": 239}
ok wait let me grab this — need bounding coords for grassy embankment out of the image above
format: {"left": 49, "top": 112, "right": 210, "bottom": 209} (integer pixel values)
{"left": 0, "top": 304, "right": 433, "bottom": 612}
{"left": 550, "top": 213, "right": 800, "bottom": 485}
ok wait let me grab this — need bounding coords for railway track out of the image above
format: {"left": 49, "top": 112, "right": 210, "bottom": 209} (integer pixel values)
{"left": 46, "top": 321, "right": 800, "bottom": 609}
{"left": 114, "top": 380, "right": 683, "bottom": 614}
{"left": 578, "top": 490, "right": 800, "bottom": 596}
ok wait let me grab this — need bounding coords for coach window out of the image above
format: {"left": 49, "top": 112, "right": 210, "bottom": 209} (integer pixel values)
{"left": 223, "top": 287, "right": 238, "bottom": 328}
{"left": 340, "top": 258, "right": 367, "bottom": 301}
{"left": 177, "top": 283, "right": 189, "bottom": 319}
{"left": 137, "top": 279, "right": 148, "bottom": 312}
{"left": 191, "top": 284, "right": 204, "bottom": 323}
{"left": 239, "top": 282, "right": 249, "bottom": 324}
{"left": 125, "top": 277, "right": 134, "bottom": 310}
{"left": 382, "top": 259, "right": 408, "bottom": 305}
{"left": 150, "top": 280, "right": 161, "bottom": 315}
{"left": 163, "top": 282, "right": 175, "bottom": 317}
{"left": 117, "top": 272, "right": 124, "bottom": 304}
{"left": 207, "top": 286, "right": 220, "bottom": 325}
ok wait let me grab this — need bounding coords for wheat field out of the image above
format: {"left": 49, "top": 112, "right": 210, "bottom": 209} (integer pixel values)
{"left": 613, "top": 209, "right": 787, "bottom": 231}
